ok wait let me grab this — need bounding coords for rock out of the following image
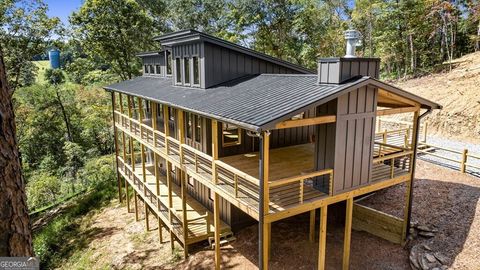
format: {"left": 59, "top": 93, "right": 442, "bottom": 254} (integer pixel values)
{"left": 419, "top": 256, "right": 430, "bottom": 270}
{"left": 425, "top": 253, "right": 437, "bottom": 263}
{"left": 409, "top": 248, "right": 421, "bottom": 269}
{"left": 434, "top": 252, "right": 449, "bottom": 265}
{"left": 422, "top": 244, "right": 432, "bottom": 251}
{"left": 418, "top": 231, "right": 435, "bottom": 238}
{"left": 432, "top": 268, "right": 441, "bottom": 270}
{"left": 416, "top": 225, "right": 432, "bottom": 232}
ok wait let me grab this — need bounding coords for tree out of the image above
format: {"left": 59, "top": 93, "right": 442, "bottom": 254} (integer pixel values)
{"left": 0, "top": 40, "right": 33, "bottom": 256}
{"left": 0, "top": 0, "right": 61, "bottom": 92}
{"left": 70, "top": 0, "right": 156, "bottom": 80}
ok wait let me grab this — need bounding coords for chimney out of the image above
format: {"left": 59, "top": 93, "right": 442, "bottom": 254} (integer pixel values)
{"left": 317, "top": 29, "right": 380, "bottom": 84}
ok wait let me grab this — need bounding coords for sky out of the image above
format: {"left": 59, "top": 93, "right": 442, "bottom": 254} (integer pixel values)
{"left": 44, "top": 0, "right": 83, "bottom": 26}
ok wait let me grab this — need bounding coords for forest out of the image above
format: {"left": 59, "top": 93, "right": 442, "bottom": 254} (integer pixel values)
{"left": 0, "top": 0, "right": 480, "bottom": 266}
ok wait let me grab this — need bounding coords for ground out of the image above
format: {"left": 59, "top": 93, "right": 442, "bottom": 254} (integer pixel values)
{"left": 390, "top": 52, "right": 480, "bottom": 144}
{"left": 56, "top": 160, "right": 480, "bottom": 270}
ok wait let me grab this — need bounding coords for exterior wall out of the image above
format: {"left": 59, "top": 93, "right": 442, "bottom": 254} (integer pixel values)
{"left": 203, "top": 42, "right": 301, "bottom": 88}
{"left": 317, "top": 58, "right": 380, "bottom": 84}
{"left": 171, "top": 43, "right": 205, "bottom": 88}
{"left": 313, "top": 100, "right": 337, "bottom": 193}
{"left": 332, "top": 85, "right": 378, "bottom": 194}
{"left": 142, "top": 54, "right": 166, "bottom": 76}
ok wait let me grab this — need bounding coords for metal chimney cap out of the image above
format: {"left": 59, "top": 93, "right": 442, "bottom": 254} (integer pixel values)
{"left": 344, "top": 29, "right": 361, "bottom": 58}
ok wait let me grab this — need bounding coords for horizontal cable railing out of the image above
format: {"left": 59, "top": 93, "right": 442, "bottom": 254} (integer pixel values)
{"left": 269, "top": 169, "right": 333, "bottom": 211}
{"left": 215, "top": 161, "right": 260, "bottom": 207}
{"left": 371, "top": 151, "right": 413, "bottom": 182}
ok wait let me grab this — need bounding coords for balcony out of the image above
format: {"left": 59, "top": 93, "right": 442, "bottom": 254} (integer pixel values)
{"left": 114, "top": 110, "right": 413, "bottom": 221}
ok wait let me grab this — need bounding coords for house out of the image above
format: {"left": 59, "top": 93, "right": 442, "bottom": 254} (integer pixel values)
{"left": 105, "top": 29, "right": 441, "bottom": 270}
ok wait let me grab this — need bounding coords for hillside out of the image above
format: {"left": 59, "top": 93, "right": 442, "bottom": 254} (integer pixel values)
{"left": 391, "top": 52, "right": 480, "bottom": 143}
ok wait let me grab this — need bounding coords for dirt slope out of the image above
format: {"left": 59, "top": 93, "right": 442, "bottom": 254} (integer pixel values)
{"left": 57, "top": 160, "right": 480, "bottom": 270}
{"left": 391, "top": 52, "right": 480, "bottom": 143}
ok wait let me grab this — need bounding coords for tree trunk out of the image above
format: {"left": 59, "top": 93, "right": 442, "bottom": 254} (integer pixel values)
{"left": 0, "top": 43, "right": 33, "bottom": 256}
{"left": 55, "top": 87, "right": 73, "bottom": 142}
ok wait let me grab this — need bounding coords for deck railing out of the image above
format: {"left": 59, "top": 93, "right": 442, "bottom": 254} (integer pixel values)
{"left": 371, "top": 150, "right": 413, "bottom": 182}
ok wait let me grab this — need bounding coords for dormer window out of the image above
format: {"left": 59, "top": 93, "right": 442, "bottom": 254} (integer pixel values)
{"left": 193, "top": 57, "right": 200, "bottom": 85}
{"left": 155, "top": 64, "right": 161, "bottom": 75}
{"left": 175, "top": 58, "right": 181, "bottom": 84}
{"left": 166, "top": 51, "right": 172, "bottom": 75}
{"left": 184, "top": 58, "right": 190, "bottom": 85}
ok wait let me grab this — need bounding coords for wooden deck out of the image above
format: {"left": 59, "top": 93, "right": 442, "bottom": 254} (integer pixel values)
{"left": 119, "top": 156, "right": 230, "bottom": 245}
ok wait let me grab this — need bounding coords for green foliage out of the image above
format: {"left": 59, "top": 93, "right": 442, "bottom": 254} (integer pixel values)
{"left": 0, "top": 0, "right": 62, "bottom": 91}
{"left": 65, "top": 58, "right": 95, "bottom": 84}
{"left": 44, "top": 68, "right": 65, "bottom": 85}
{"left": 70, "top": 0, "right": 155, "bottom": 80}
{"left": 81, "top": 69, "right": 119, "bottom": 85}
{"left": 26, "top": 172, "right": 62, "bottom": 210}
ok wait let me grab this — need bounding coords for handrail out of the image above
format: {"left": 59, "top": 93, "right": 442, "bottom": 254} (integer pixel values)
{"left": 373, "top": 150, "right": 413, "bottom": 163}
{"left": 187, "top": 213, "right": 209, "bottom": 223}
{"left": 214, "top": 160, "right": 259, "bottom": 186}
{"left": 269, "top": 169, "right": 333, "bottom": 188}
{"left": 418, "top": 142, "right": 463, "bottom": 154}
{"left": 374, "top": 141, "right": 410, "bottom": 151}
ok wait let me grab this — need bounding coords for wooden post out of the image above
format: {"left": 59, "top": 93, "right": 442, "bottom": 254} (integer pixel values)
{"left": 342, "top": 198, "right": 353, "bottom": 270}
{"left": 152, "top": 101, "right": 157, "bottom": 146}
{"left": 145, "top": 203, "right": 150, "bottom": 231}
{"left": 259, "top": 131, "right": 271, "bottom": 270}
{"left": 181, "top": 171, "right": 188, "bottom": 258}
{"left": 134, "top": 192, "right": 139, "bottom": 221}
{"left": 122, "top": 132, "right": 127, "bottom": 170}
{"left": 309, "top": 209, "right": 316, "bottom": 243}
{"left": 211, "top": 120, "right": 221, "bottom": 269}
{"left": 318, "top": 205, "right": 328, "bottom": 270}
{"left": 461, "top": 149, "right": 468, "bottom": 173}
{"left": 158, "top": 216, "right": 163, "bottom": 243}
{"left": 211, "top": 120, "right": 219, "bottom": 184}
{"left": 177, "top": 109, "right": 185, "bottom": 164}
{"left": 125, "top": 180, "right": 131, "bottom": 212}
{"left": 138, "top": 97, "right": 144, "bottom": 138}
{"left": 214, "top": 192, "right": 221, "bottom": 270}
{"left": 112, "top": 92, "right": 123, "bottom": 203}
{"left": 167, "top": 161, "right": 175, "bottom": 252}
{"left": 130, "top": 137, "right": 135, "bottom": 171}
{"left": 262, "top": 131, "right": 270, "bottom": 216}
{"left": 423, "top": 122, "right": 428, "bottom": 142}
{"left": 154, "top": 153, "right": 160, "bottom": 196}
{"left": 127, "top": 96, "right": 133, "bottom": 132}
{"left": 141, "top": 144, "right": 146, "bottom": 183}
{"left": 163, "top": 106, "right": 170, "bottom": 154}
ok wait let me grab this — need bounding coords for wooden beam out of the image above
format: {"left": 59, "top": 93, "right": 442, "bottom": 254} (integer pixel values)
{"left": 177, "top": 109, "right": 185, "bottom": 164}
{"left": 181, "top": 171, "right": 188, "bottom": 258}
{"left": 211, "top": 120, "right": 219, "bottom": 183}
{"left": 163, "top": 105, "right": 169, "bottom": 154}
{"left": 275, "top": 115, "right": 336, "bottom": 129}
{"left": 214, "top": 192, "right": 221, "bottom": 270}
{"left": 158, "top": 216, "right": 163, "bottom": 243}
{"left": 263, "top": 222, "right": 270, "bottom": 267}
{"left": 166, "top": 161, "right": 175, "bottom": 252}
{"left": 145, "top": 202, "right": 150, "bottom": 231}
{"left": 378, "top": 89, "right": 420, "bottom": 108}
{"left": 318, "top": 205, "right": 327, "bottom": 270}
{"left": 343, "top": 198, "right": 353, "bottom": 270}
{"left": 112, "top": 93, "right": 123, "bottom": 203}
{"left": 376, "top": 106, "right": 419, "bottom": 116}
{"left": 125, "top": 179, "right": 130, "bottom": 212}
{"left": 309, "top": 209, "right": 316, "bottom": 243}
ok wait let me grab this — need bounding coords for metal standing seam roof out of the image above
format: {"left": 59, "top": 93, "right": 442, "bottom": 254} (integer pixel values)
{"left": 105, "top": 74, "right": 440, "bottom": 132}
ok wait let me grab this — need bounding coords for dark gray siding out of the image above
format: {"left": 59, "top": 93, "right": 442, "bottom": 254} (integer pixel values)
{"left": 313, "top": 100, "right": 337, "bottom": 192}
{"left": 203, "top": 42, "right": 300, "bottom": 88}
{"left": 142, "top": 55, "right": 166, "bottom": 77}
{"left": 317, "top": 58, "right": 380, "bottom": 84}
{"left": 172, "top": 43, "right": 205, "bottom": 88}
{"left": 333, "top": 86, "right": 377, "bottom": 194}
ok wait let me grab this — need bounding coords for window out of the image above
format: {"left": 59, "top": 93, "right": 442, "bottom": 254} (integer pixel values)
{"left": 144, "top": 65, "right": 148, "bottom": 73}
{"left": 193, "top": 57, "right": 200, "bottom": 85}
{"left": 209, "top": 188, "right": 214, "bottom": 201}
{"left": 184, "top": 58, "right": 190, "bottom": 84}
{"left": 166, "top": 51, "right": 172, "bottom": 75}
{"left": 222, "top": 123, "right": 241, "bottom": 146}
{"left": 186, "top": 112, "right": 193, "bottom": 139}
{"left": 155, "top": 64, "right": 161, "bottom": 75}
{"left": 149, "top": 65, "right": 154, "bottom": 74}
{"left": 194, "top": 115, "right": 201, "bottom": 143}
{"left": 187, "top": 175, "right": 194, "bottom": 186}
{"left": 175, "top": 58, "right": 182, "bottom": 83}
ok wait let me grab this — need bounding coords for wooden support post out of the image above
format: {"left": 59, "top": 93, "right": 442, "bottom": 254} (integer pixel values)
{"left": 163, "top": 106, "right": 170, "bottom": 154}
{"left": 342, "top": 198, "right": 353, "bottom": 270}
{"left": 262, "top": 131, "right": 270, "bottom": 216}
{"left": 145, "top": 203, "right": 150, "bottom": 231}
{"left": 112, "top": 92, "right": 123, "bottom": 203}
{"left": 214, "top": 192, "right": 221, "bottom": 270}
{"left": 259, "top": 131, "right": 271, "bottom": 270}
{"left": 177, "top": 109, "right": 185, "bottom": 164}
{"left": 309, "top": 209, "right": 316, "bottom": 243}
{"left": 134, "top": 192, "right": 139, "bottom": 221}
{"left": 141, "top": 144, "right": 146, "bottom": 183}
{"left": 318, "top": 205, "right": 328, "bottom": 270}
{"left": 130, "top": 137, "right": 135, "bottom": 171}
{"left": 138, "top": 97, "right": 144, "bottom": 138}
{"left": 127, "top": 96, "right": 133, "bottom": 132}
{"left": 211, "top": 120, "right": 219, "bottom": 184}
{"left": 122, "top": 132, "right": 127, "bottom": 170}
{"left": 166, "top": 161, "right": 175, "bottom": 252}
{"left": 461, "top": 149, "right": 468, "bottom": 173}
{"left": 401, "top": 179, "right": 412, "bottom": 244}
{"left": 125, "top": 180, "right": 131, "bottom": 212}
{"left": 158, "top": 216, "right": 163, "bottom": 243}
{"left": 152, "top": 101, "right": 157, "bottom": 146}
{"left": 181, "top": 171, "right": 188, "bottom": 258}
{"left": 154, "top": 153, "right": 160, "bottom": 196}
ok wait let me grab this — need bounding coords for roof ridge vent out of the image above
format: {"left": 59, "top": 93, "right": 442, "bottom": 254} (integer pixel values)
{"left": 344, "top": 30, "right": 361, "bottom": 58}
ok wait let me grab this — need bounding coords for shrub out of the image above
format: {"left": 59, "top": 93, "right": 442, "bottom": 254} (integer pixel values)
{"left": 27, "top": 172, "right": 63, "bottom": 210}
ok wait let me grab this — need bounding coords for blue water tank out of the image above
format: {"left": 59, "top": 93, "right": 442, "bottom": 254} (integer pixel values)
{"left": 49, "top": 49, "right": 60, "bottom": 69}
